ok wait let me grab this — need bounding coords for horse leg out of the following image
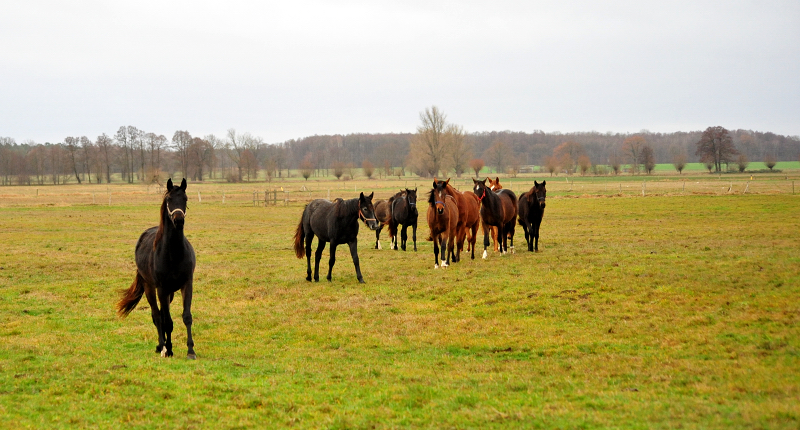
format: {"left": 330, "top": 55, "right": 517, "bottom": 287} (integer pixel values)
{"left": 144, "top": 284, "right": 163, "bottom": 354}
{"left": 470, "top": 223, "right": 478, "bottom": 260}
{"left": 305, "top": 232, "right": 314, "bottom": 281}
{"left": 492, "top": 226, "right": 499, "bottom": 252}
{"left": 400, "top": 225, "right": 408, "bottom": 251}
{"left": 375, "top": 225, "right": 382, "bottom": 250}
{"left": 157, "top": 289, "right": 174, "bottom": 357}
{"left": 433, "top": 234, "right": 440, "bottom": 269}
{"left": 441, "top": 235, "right": 450, "bottom": 267}
{"left": 482, "top": 220, "right": 490, "bottom": 259}
{"left": 534, "top": 218, "right": 541, "bottom": 252}
{"left": 326, "top": 243, "right": 337, "bottom": 282}
{"left": 412, "top": 222, "right": 417, "bottom": 252}
{"left": 446, "top": 233, "right": 455, "bottom": 266}
{"left": 347, "top": 240, "right": 365, "bottom": 283}
{"left": 181, "top": 283, "right": 196, "bottom": 359}
{"left": 314, "top": 240, "right": 326, "bottom": 282}
{"left": 507, "top": 221, "right": 515, "bottom": 254}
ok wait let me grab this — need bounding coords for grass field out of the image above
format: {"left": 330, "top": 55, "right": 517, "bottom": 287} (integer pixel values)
{"left": 1, "top": 180, "right": 799, "bottom": 428}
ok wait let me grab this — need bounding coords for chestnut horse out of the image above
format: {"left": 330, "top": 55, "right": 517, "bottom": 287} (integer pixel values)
{"left": 427, "top": 180, "right": 459, "bottom": 268}
{"left": 372, "top": 198, "right": 392, "bottom": 249}
{"left": 517, "top": 181, "right": 547, "bottom": 252}
{"left": 435, "top": 178, "right": 481, "bottom": 261}
{"left": 117, "top": 178, "right": 197, "bottom": 359}
{"left": 473, "top": 178, "right": 517, "bottom": 258}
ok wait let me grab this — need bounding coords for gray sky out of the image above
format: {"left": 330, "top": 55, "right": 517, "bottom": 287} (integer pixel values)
{"left": 2, "top": 0, "right": 798, "bottom": 144}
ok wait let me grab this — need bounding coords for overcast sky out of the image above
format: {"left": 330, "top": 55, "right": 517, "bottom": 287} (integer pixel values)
{"left": 1, "top": 0, "right": 798, "bottom": 144}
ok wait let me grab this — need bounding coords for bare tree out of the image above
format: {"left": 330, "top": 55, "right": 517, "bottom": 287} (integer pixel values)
{"left": 695, "top": 126, "right": 738, "bottom": 173}
{"left": 622, "top": 135, "right": 646, "bottom": 174}
{"left": 578, "top": 154, "right": 592, "bottom": 176}
{"left": 227, "top": 129, "right": 260, "bottom": 181}
{"left": 301, "top": 154, "right": 314, "bottom": 181}
{"left": 362, "top": 159, "right": 375, "bottom": 179}
{"left": 409, "top": 106, "right": 449, "bottom": 177}
{"left": 483, "top": 140, "right": 513, "bottom": 173}
{"left": 96, "top": 134, "right": 113, "bottom": 183}
{"left": 737, "top": 154, "right": 749, "bottom": 172}
{"left": 544, "top": 156, "right": 558, "bottom": 176}
{"left": 172, "top": 130, "right": 192, "bottom": 179}
{"left": 64, "top": 136, "right": 82, "bottom": 184}
{"left": 469, "top": 158, "right": 485, "bottom": 177}
{"left": 447, "top": 124, "right": 470, "bottom": 177}
{"left": 552, "top": 141, "right": 585, "bottom": 175}
{"left": 639, "top": 145, "right": 656, "bottom": 174}
{"left": 764, "top": 153, "right": 777, "bottom": 171}
{"left": 80, "top": 136, "right": 94, "bottom": 183}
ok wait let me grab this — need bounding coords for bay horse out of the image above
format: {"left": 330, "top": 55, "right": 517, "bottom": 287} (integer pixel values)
{"left": 473, "top": 178, "right": 517, "bottom": 258}
{"left": 293, "top": 192, "right": 380, "bottom": 283}
{"left": 435, "top": 178, "right": 481, "bottom": 261}
{"left": 372, "top": 198, "right": 392, "bottom": 249}
{"left": 388, "top": 188, "right": 418, "bottom": 251}
{"left": 518, "top": 181, "right": 547, "bottom": 252}
{"left": 117, "top": 178, "right": 197, "bottom": 359}
{"left": 427, "top": 180, "right": 459, "bottom": 268}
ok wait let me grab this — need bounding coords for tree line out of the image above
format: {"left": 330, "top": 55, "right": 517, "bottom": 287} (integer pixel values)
{"left": 1, "top": 114, "right": 798, "bottom": 185}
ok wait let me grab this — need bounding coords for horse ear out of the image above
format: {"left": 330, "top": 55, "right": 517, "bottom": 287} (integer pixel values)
{"left": 368, "top": 192, "right": 373, "bottom": 200}
{"left": 542, "top": 180, "right": 546, "bottom": 186}
{"left": 446, "top": 178, "right": 450, "bottom": 185}
{"left": 359, "top": 192, "right": 365, "bottom": 200}
{"left": 472, "top": 178, "right": 478, "bottom": 184}
{"left": 432, "top": 180, "right": 437, "bottom": 188}
{"left": 167, "top": 178, "right": 174, "bottom": 191}
{"left": 495, "top": 177, "right": 499, "bottom": 183}
{"left": 180, "top": 178, "right": 187, "bottom": 191}
{"left": 534, "top": 180, "right": 539, "bottom": 186}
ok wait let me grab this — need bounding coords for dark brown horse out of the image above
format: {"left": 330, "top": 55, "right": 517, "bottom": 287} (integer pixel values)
{"left": 473, "top": 178, "right": 517, "bottom": 258}
{"left": 117, "top": 178, "right": 197, "bottom": 359}
{"left": 435, "top": 178, "right": 481, "bottom": 261}
{"left": 427, "top": 180, "right": 459, "bottom": 268}
{"left": 486, "top": 176, "right": 504, "bottom": 252}
{"left": 293, "top": 193, "right": 380, "bottom": 283}
{"left": 388, "top": 188, "right": 418, "bottom": 251}
{"left": 372, "top": 198, "right": 392, "bottom": 249}
{"left": 518, "top": 181, "right": 546, "bottom": 252}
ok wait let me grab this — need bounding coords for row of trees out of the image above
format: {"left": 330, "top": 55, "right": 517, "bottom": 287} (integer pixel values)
{"left": 2, "top": 114, "right": 799, "bottom": 185}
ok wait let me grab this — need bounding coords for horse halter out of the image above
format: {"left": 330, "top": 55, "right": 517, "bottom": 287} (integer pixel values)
{"left": 166, "top": 202, "right": 186, "bottom": 218}
{"left": 359, "top": 208, "right": 376, "bottom": 224}
{"left": 477, "top": 186, "right": 486, "bottom": 201}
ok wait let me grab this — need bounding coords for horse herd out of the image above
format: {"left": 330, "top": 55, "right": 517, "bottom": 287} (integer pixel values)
{"left": 115, "top": 177, "right": 546, "bottom": 359}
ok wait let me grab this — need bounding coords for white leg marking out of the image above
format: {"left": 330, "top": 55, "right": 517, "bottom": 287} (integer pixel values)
{"left": 161, "top": 346, "right": 167, "bottom": 357}
{"left": 442, "top": 261, "right": 448, "bottom": 268}
{"left": 377, "top": 241, "right": 382, "bottom": 250}
{"left": 482, "top": 250, "right": 488, "bottom": 259}
{"left": 435, "top": 264, "right": 439, "bottom": 269}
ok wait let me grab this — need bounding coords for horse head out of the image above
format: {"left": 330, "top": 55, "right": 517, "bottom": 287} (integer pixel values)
{"left": 472, "top": 177, "right": 488, "bottom": 201}
{"left": 358, "top": 192, "right": 380, "bottom": 230}
{"left": 533, "top": 180, "right": 547, "bottom": 209}
{"left": 487, "top": 177, "right": 502, "bottom": 190}
{"left": 430, "top": 178, "right": 450, "bottom": 215}
{"left": 164, "top": 178, "right": 188, "bottom": 227}
{"left": 405, "top": 187, "right": 418, "bottom": 214}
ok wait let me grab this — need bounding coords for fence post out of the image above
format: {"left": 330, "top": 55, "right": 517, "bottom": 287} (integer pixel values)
{"left": 93, "top": 193, "right": 96, "bottom": 204}
{"left": 743, "top": 181, "right": 749, "bottom": 194}
{"left": 108, "top": 192, "right": 111, "bottom": 206}
{"left": 222, "top": 191, "right": 225, "bottom": 204}
{"left": 198, "top": 191, "right": 202, "bottom": 203}
{"left": 642, "top": 181, "right": 645, "bottom": 197}
{"left": 619, "top": 183, "right": 621, "bottom": 195}
{"left": 683, "top": 181, "right": 685, "bottom": 193}
{"left": 253, "top": 191, "right": 256, "bottom": 207}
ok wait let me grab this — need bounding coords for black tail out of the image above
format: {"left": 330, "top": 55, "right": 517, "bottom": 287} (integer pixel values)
{"left": 293, "top": 215, "right": 305, "bottom": 259}
{"left": 117, "top": 273, "right": 145, "bottom": 318}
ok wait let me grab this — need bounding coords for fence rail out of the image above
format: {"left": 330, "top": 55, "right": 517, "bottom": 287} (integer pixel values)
{"left": 0, "top": 178, "right": 797, "bottom": 208}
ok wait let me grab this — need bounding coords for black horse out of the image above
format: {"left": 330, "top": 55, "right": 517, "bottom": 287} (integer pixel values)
{"left": 117, "top": 178, "right": 197, "bottom": 359}
{"left": 473, "top": 178, "right": 517, "bottom": 258}
{"left": 389, "top": 188, "right": 418, "bottom": 251}
{"left": 517, "top": 181, "right": 546, "bottom": 252}
{"left": 293, "top": 192, "right": 380, "bottom": 283}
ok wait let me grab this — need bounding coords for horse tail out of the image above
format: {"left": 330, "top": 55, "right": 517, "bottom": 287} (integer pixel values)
{"left": 293, "top": 212, "right": 306, "bottom": 259}
{"left": 117, "top": 273, "right": 145, "bottom": 318}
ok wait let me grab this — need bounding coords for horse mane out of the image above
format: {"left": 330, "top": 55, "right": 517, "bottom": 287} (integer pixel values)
{"left": 334, "top": 197, "right": 359, "bottom": 218}
{"left": 427, "top": 188, "right": 436, "bottom": 206}
{"left": 153, "top": 189, "right": 169, "bottom": 250}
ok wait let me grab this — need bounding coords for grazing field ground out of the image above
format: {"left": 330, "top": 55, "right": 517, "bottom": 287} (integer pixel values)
{"left": 1, "top": 180, "right": 799, "bottom": 429}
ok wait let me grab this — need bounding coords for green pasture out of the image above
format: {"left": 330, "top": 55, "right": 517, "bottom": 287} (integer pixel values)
{"left": 1, "top": 187, "right": 799, "bottom": 428}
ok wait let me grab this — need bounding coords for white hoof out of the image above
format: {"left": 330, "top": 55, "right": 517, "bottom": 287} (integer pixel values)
{"left": 442, "top": 262, "right": 449, "bottom": 268}
{"left": 377, "top": 241, "right": 382, "bottom": 250}
{"left": 160, "top": 346, "right": 167, "bottom": 357}
{"left": 511, "top": 246, "right": 515, "bottom": 254}
{"left": 482, "top": 250, "right": 488, "bottom": 259}
{"left": 435, "top": 264, "right": 439, "bottom": 269}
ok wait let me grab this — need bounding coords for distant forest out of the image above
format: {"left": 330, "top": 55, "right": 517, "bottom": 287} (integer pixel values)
{"left": 1, "top": 127, "right": 798, "bottom": 186}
